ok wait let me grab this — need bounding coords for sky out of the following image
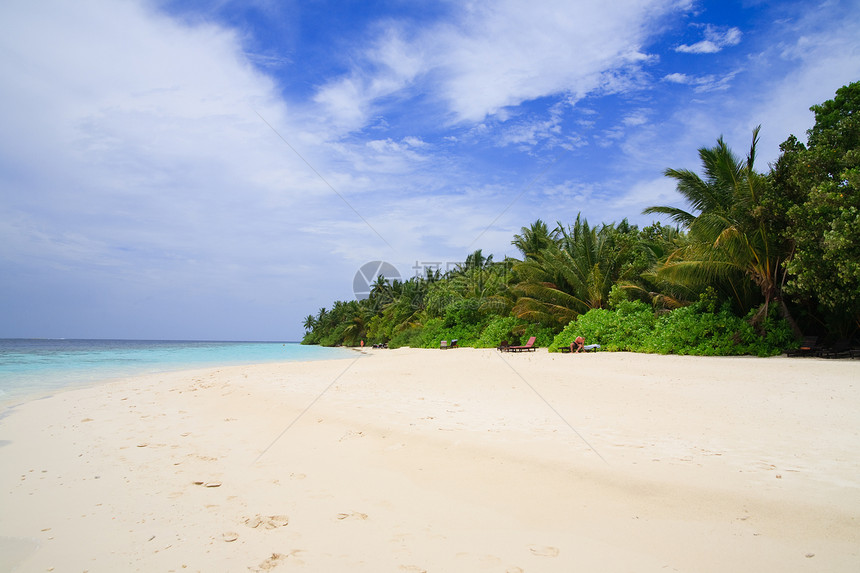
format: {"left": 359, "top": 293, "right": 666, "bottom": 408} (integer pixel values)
{"left": 1, "top": 0, "right": 859, "bottom": 341}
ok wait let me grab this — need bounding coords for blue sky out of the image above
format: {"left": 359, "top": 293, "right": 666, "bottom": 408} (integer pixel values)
{"left": 1, "top": 0, "right": 859, "bottom": 341}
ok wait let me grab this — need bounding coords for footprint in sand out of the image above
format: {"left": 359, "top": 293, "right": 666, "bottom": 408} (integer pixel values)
{"left": 338, "top": 430, "right": 365, "bottom": 442}
{"left": 191, "top": 480, "right": 222, "bottom": 488}
{"left": 250, "top": 551, "right": 304, "bottom": 571}
{"left": 336, "top": 511, "right": 368, "bottom": 520}
{"left": 528, "top": 545, "right": 559, "bottom": 557}
{"left": 255, "top": 553, "right": 285, "bottom": 571}
{"left": 243, "top": 514, "right": 289, "bottom": 529}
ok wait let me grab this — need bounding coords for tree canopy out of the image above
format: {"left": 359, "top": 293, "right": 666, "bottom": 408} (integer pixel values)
{"left": 302, "top": 82, "right": 859, "bottom": 351}
{"left": 773, "top": 81, "right": 860, "bottom": 333}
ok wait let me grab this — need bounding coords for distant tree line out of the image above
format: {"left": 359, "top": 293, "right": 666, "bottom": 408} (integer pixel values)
{"left": 302, "top": 82, "right": 860, "bottom": 355}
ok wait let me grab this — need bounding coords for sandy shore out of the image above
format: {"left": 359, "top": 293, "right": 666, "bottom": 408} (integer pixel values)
{"left": 1, "top": 348, "right": 858, "bottom": 572}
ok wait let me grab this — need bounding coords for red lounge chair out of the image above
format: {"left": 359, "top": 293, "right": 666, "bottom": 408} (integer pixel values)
{"left": 504, "top": 336, "right": 537, "bottom": 352}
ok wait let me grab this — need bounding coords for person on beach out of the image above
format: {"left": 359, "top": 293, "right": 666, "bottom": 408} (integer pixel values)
{"left": 570, "top": 336, "right": 601, "bottom": 353}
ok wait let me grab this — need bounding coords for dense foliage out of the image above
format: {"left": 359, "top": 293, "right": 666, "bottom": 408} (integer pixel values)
{"left": 302, "top": 82, "right": 859, "bottom": 354}
{"left": 549, "top": 289, "right": 794, "bottom": 356}
{"left": 772, "top": 82, "right": 860, "bottom": 335}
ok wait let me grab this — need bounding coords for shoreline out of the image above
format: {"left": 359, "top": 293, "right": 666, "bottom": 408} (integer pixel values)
{"left": 0, "top": 341, "right": 357, "bottom": 413}
{"left": 1, "top": 349, "right": 858, "bottom": 571}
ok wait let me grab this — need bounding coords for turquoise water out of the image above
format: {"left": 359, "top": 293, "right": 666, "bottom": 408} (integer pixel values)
{"left": 0, "top": 339, "right": 353, "bottom": 406}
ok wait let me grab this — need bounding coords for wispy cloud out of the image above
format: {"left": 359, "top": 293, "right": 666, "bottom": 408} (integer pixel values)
{"left": 315, "top": 0, "right": 686, "bottom": 126}
{"left": 741, "top": 2, "right": 860, "bottom": 166}
{"left": 663, "top": 70, "right": 738, "bottom": 92}
{"left": 675, "top": 24, "right": 742, "bottom": 54}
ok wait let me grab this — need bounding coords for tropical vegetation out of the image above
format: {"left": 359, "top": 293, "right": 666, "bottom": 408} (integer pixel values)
{"left": 302, "top": 82, "right": 860, "bottom": 355}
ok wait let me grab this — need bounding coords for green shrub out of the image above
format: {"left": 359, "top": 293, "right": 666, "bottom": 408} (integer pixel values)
{"left": 550, "top": 301, "right": 654, "bottom": 352}
{"left": 413, "top": 318, "right": 447, "bottom": 348}
{"left": 521, "top": 322, "right": 562, "bottom": 349}
{"left": 743, "top": 307, "right": 797, "bottom": 357}
{"left": 549, "top": 297, "right": 794, "bottom": 356}
{"left": 646, "top": 302, "right": 749, "bottom": 355}
{"left": 476, "top": 316, "right": 522, "bottom": 348}
{"left": 388, "top": 325, "right": 424, "bottom": 348}
{"left": 443, "top": 299, "right": 483, "bottom": 328}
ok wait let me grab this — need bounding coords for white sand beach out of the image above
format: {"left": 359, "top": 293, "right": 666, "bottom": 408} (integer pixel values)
{"left": 1, "top": 348, "right": 858, "bottom": 572}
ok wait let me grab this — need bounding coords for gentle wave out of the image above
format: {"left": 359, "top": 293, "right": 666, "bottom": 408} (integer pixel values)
{"left": 0, "top": 339, "right": 352, "bottom": 405}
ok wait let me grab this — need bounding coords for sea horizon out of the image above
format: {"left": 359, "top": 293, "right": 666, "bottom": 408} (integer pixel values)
{"left": 0, "top": 338, "right": 353, "bottom": 408}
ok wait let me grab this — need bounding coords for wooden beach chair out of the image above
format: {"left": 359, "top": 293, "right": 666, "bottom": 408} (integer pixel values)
{"left": 819, "top": 339, "right": 853, "bottom": 359}
{"left": 786, "top": 336, "right": 820, "bottom": 357}
{"left": 505, "top": 336, "right": 537, "bottom": 352}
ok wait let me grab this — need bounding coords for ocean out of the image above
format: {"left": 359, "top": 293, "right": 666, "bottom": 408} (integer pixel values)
{"left": 0, "top": 339, "right": 354, "bottom": 406}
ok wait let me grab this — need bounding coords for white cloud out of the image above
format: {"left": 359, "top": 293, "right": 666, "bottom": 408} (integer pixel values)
{"left": 676, "top": 25, "right": 742, "bottom": 54}
{"left": 613, "top": 177, "right": 678, "bottom": 212}
{"left": 496, "top": 105, "right": 567, "bottom": 149}
{"left": 0, "top": 0, "right": 379, "bottom": 338}
{"left": 664, "top": 72, "right": 690, "bottom": 84}
{"left": 623, "top": 110, "right": 650, "bottom": 127}
{"left": 662, "top": 70, "right": 738, "bottom": 92}
{"left": 312, "top": 27, "right": 427, "bottom": 133}
{"left": 737, "top": 5, "right": 860, "bottom": 166}
{"left": 356, "top": 137, "right": 431, "bottom": 173}
{"left": 315, "top": 0, "right": 686, "bottom": 127}
{"left": 431, "top": 0, "right": 682, "bottom": 122}
{"left": 402, "top": 136, "right": 427, "bottom": 148}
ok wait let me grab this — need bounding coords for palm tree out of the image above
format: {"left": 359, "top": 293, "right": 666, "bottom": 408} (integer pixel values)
{"left": 625, "top": 223, "right": 694, "bottom": 309}
{"left": 460, "top": 249, "right": 492, "bottom": 272}
{"left": 643, "top": 127, "right": 797, "bottom": 331}
{"left": 342, "top": 312, "right": 369, "bottom": 346}
{"left": 367, "top": 274, "right": 395, "bottom": 312}
{"left": 302, "top": 314, "right": 316, "bottom": 332}
{"left": 511, "top": 214, "right": 630, "bottom": 326}
{"left": 379, "top": 277, "right": 430, "bottom": 336}
{"left": 511, "top": 219, "right": 559, "bottom": 260}
{"left": 316, "top": 307, "right": 328, "bottom": 328}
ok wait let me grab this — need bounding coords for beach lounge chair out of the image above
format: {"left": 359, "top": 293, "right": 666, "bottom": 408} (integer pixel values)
{"left": 440, "top": 340, "right": 449, "bottom": 350}
{"left": 820, "top": 339, "right": 853, "bottom": 359}
{"left": 786, "top": 336, "right": 820, "bottom": 357}
{"left": 504, "top": 336, "right": 537, "bottom": 352}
